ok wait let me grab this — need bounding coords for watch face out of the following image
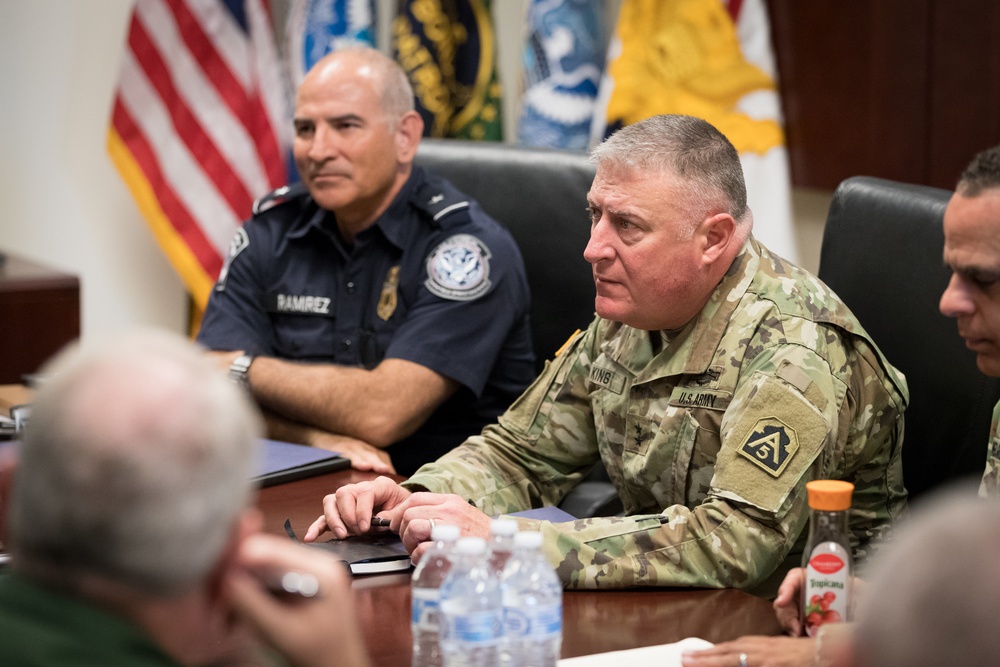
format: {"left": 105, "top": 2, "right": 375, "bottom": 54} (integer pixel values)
{"left": 229, "top": 356, "right": 252, "bottom": 387}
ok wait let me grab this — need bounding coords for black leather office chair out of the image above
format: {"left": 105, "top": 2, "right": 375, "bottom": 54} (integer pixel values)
{"left": 415, "top": 139, "right": 622, "bottom": 518}
{"left": 415, "top": 139, "right": 597, "bottom": 365}
{"left": 818, "top": 176, "right": 1000, "bottom": 501}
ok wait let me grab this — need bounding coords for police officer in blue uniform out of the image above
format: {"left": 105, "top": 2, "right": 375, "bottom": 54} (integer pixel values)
{"left": 197, "top": 47, "right": 535, "bottom": 476}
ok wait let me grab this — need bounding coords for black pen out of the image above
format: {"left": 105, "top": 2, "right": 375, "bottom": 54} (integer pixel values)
{"left": 370, "top": 514, "right": 392, "bottom": 528}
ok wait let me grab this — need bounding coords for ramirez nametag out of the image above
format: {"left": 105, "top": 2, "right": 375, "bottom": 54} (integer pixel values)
{"left": 267, "top": 294, "right": 333, "bottom": 316}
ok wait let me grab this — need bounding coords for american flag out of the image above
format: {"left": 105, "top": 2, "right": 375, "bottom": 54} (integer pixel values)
{"left": 107, "top": 0, "right": 291, "bottom": 311}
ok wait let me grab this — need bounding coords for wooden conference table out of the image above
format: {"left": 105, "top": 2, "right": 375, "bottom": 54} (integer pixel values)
{"left": 259, "top": 469, "right": 783, "bottom": 665}
{"left": 0, "top": 384, "right": 782, "bottom": 663}
{"left": 0, "top": 385, "right": 780, "bottom": 666}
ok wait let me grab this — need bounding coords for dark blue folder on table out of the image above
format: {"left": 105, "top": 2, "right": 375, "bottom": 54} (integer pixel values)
{"left": 254, "top": 438, "right": 350, "bottom": 487}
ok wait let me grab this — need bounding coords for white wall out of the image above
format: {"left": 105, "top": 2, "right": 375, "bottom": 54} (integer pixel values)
{"left": 0, "top": 1, "right": 189, "bottom": 340}
{"left": 0, "top": 0, "right": 828, "bottom": 346}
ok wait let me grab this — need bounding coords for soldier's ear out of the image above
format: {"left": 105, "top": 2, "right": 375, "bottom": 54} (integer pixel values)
{"left": 396, "top": 111, "right": 424, "bottom": 164}
{"left": 698, "top": 212, "right": 736, "bottom": 266}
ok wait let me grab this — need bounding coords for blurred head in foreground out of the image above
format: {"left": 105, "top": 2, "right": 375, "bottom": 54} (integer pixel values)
{"left": 849, "top": 489, "right": 1000, "bottom": 667}
{"left": 6, "top": 328, "right": 263, "bottom": 665}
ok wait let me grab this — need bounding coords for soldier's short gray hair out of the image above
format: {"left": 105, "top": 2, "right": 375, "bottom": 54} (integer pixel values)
{"left": 590, "top": 115, "right": 749, "bottom": 227}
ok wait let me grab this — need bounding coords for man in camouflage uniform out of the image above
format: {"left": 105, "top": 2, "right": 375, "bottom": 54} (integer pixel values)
{"left": 939, "top": 146, "right": 1000, "bottom": 497}
{"left": 305, "top": 114, "right": 908, "bottom": 592}
{"left": 683, "top": 145, "right": 1000, "bottom": 667}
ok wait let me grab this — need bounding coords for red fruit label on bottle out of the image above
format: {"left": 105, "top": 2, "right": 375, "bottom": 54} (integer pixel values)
{"left": 803, "top": 542, "right": 851, "bottom": 637}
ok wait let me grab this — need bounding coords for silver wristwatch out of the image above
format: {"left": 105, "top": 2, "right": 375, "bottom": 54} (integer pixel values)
{"left": 228, "top": 354, "right": 254, "bottom": 389}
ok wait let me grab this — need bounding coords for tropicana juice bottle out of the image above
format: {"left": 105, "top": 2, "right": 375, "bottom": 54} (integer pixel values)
{"left": 801, "top": 480, "right": 854, "bottom": 637}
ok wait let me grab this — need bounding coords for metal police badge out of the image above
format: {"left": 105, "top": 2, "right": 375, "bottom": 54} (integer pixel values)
{"left": 424, "top": 234, "right": 492, "bottom": 301}
{"left": 738, "top": 417, "right": 799, "bottom": 477}
{"left": 377, "top": 266, "right": 401, "bottom": 321}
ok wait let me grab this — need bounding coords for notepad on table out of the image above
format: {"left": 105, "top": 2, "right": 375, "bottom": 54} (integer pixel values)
{"left": 309, "top": 532, "right": 413, "bottom": 575}
{"left": 254, "top": 438, "right": 351, "bottom": 488}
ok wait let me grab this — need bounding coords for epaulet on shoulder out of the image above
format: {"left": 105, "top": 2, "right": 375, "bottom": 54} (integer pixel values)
{"left": 411, "top": 181, "right": 471, "bottom": 227}
{"left": 554, "top": 329, "right": 584, "bottom": 357}
{"left": 252, "top": 182, "right": 308, "bottom": 216}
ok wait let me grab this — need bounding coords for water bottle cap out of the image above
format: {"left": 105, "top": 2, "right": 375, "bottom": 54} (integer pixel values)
{"left": 490, "top": 517, "right": 519, "bottom": 536}
{"left": 513, "top": 530, "right": 543, "bottom": 549}
{"left": 806, "top": 480, "right": 854, "bottom": 511}
{"left": 454, "top": 536, "right": 487, "bottom": 555}
{"left": 431, "top": 523, "right": 461, "bottom": 542}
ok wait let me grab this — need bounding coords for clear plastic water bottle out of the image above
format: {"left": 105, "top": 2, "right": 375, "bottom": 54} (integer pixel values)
{"left": 499, "top": 531, "right": 562, "bottom": 667}
{"left": 412, "top": 523, "right": 462, "bottom": 667}
{"left": 487, "top": 517, "right": 519, "bottom": 574}
{"left": 439, "top": 537, "right": 503, "bottom": 667}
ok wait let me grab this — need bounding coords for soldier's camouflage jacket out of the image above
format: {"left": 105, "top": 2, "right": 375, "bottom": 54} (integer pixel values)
{"left": 405, "top": 237, "right": 909, "bottom": 590}
{"left": 978, "top": 399, "right": 1000, "bottom": 496}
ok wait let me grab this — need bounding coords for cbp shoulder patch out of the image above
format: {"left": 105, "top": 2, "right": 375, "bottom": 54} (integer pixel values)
{"left": 424, "top": 234, "right": 492, "bottom": 301}
{"left": 215, "top": 227, "right": 249, "bottom": 292}
{"left": 738, "top": 417, "right": 799, "bottom": 477}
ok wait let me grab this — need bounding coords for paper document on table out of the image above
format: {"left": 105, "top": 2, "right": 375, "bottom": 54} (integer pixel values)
{"left": 558, "top": 637, "right": 713, "bottom": 666}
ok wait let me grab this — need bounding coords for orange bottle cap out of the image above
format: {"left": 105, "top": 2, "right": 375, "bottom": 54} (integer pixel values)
{"left": 806, "top": 480, "right": 854, "bottom": 511}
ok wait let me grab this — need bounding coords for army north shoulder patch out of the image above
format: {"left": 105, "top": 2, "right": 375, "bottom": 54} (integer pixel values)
{"left": 738, "top": 417, "right": 799, "bottom": 477}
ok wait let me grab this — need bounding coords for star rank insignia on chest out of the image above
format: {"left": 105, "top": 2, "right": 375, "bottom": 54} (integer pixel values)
{"left": 738, "top": 417, "right": 799, "bottom": 477}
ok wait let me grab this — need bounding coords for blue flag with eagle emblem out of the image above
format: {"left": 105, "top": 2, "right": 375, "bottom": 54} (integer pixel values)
{"left": 285, "top": 0, "right": 377, "bottom": 88}
{"left": 518, "top": 0, "right": 604, "bottom": 150}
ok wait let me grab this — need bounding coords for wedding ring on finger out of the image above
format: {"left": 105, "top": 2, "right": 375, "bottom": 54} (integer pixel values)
{"left": 429, "top": 518, "right": 437, "bottom": 534}
{"left": 739, "top": 652, "right": 748, "bottom": 667}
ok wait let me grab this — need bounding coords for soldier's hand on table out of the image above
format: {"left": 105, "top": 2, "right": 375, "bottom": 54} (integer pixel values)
{"left": 680, "top": 636, "right": 815, "bottom": 667}
{"left": 225, "top": 532, "right": 370, "bottom": 667}
{"left": 774, "top": 568, "right": 805, "bottom": 636}
{"left": 304, "top": 476, "right": 411, "bottom": 541}
{"left": 309, "top": 432, "right": 395, "bottom": 475}
{"left": 390, "top": 492, "right": 493, "bottom": 562}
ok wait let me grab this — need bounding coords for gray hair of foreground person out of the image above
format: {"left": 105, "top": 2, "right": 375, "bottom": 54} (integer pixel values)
{"left": 589, "top": 114, "right": 751, "bottom": 230}
{"left": 849, "top": 490, "right": 1000, "bottom": 667}
{"left": 8, "top": 329, "right": 262, "bottom": 595}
